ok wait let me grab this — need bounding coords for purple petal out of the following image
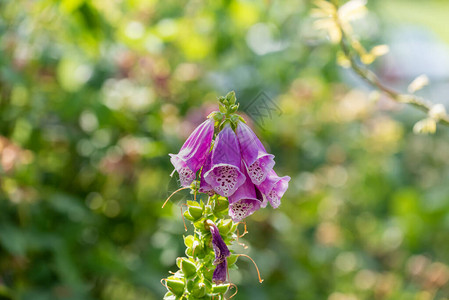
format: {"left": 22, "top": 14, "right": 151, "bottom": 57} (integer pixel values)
{"left": 169, "top": 155, "right": 196, "bottom": 187}
{"left": 169, "top": 119, "right": 215, "bottom": 187}
{"left": 236, "top": 122, "right": 275, "bottom": 185}
{"left": 258, "top": 170, "right": 290, "bottom": 209}
{"left": 199, "top": 151, "right": 214, "bottom": 195}
{"left": 208, "top": 221, "right": 230, "bottom": 284}
{"left": 228, "top": 169, "right": 262, "bottom": 222}
{"left": 213, "top": 259, "right": 227, "bottom": 284}
{"left": 209, "top": 222, "right": 231, "bottom": 263}
{"left": 204, "top": 124, "right": 245, "bottom": 197}
{"left": 255, "top": 186, "right": 267, "bottom": 208}
{"left": 229, "top": 198, "right": 261, "bottom": 222}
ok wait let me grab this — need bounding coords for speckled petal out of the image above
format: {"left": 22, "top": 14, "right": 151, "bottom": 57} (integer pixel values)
{"left": 204, "top": 124, "right": 245, "bottom": 197}
{"left": 169, "top": 155, "right": 196, "bottom": 187}
{"left": 236, "top": 122, "right": 275, "bottom": 185}
{"left": 169, "top": 118, "right": 215, "bottom": 186}
{"left": 258, "top": 170, "right": 290, "bottom": 209}
{"left": 228, "top": 168, "right": 262, "bottom": 221}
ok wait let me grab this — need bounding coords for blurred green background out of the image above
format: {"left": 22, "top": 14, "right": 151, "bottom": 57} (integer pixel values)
{"left": 1, "top": 0, "right": 449, "bottom": 299}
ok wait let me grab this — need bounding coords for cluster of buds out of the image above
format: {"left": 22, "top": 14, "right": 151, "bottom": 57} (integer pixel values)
{"left": 162, "top": 92, "right": 288, "bottom": 299}
{"left": 161, "top": 198, "right": 239, "bottom": 299}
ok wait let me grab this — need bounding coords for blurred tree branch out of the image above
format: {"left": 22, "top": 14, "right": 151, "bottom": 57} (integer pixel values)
{"left": 337, "top": 21, "right": 449, "bottom": 127}
{"left": 313, "top": 0, "right": 449, "bottom": 132}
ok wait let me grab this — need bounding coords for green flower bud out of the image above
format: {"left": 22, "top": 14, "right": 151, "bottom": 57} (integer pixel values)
{"left": 191, "top": 239, "right": 206, "bottom": 259}
{"left": 183, "top": 210, "right": 195, "bottom": 222}
{"left": 217, "top": 219, "right": 233, "bottom": 235}
{"left": 229, "top": 104, "right": 238, "bottom": 113}
{"left": 212, "top": 283, "right": 230, "bottom": 294}
{"left": 213, "top": 197, "right": 228, "bottom": 213}
{"left": 188, "top": 205, "right": 204, "bottom": 220}
{"left": 165, "top": 278, "right": 185, "bottom": 296}
{"left": 226, "top": 91, "right": 236, "bottom": 105}
{"left": 213, "top": 112, "right": 224, "bottom": 122}
{"left": 176, "top": 257, "right": 183, "bottom": 269}
{"left": 184, "top": 235, "right": 194, "bottom": 248}
{"left": 191, "top": 281, "right": 207, "bottom": 298}
{"left": 194, "top": 219, "right": 208, "bottom": 232}
{"left": 180, "top": 258, "right": 197, "bottom": 279}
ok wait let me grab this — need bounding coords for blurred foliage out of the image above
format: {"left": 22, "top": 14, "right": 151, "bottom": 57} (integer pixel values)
{"left": 1, "top": 0, "right": 449, "bottom": 299}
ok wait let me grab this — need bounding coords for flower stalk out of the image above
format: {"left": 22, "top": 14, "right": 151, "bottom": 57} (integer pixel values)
{"left": 161, "top": 92, "right": 289, "bottom": 299}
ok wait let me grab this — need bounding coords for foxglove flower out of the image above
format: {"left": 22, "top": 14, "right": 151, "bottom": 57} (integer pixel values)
{"left": 213, "top": 260, "right": 227, "bottom": 284}
{"left": 258, "top": 170, "right": 290, "bottom": 209}
{"left": 199, "top": 151, "right": 214, "bottom": 196}
{"left": 204, "top": 124, "right": 245, "bottom": 197}
{"left": 208, "top": 221, "right": 230, "bottom": 284}
{"left": 228, "top": 169, "right": 262, "bottom": 222}
{"left": 236, "top": 122, "right": 275, "bottom": 185}
{"left": 169, "top": 119, "right": 215, "bottom": 187}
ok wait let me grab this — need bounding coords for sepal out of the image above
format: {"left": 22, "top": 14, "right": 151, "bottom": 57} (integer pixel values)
{"left": 165, "top": 277, "right": 185, "bottom": 297}
{"left": 180, "top": 258, "right": 197, "bottom": 279}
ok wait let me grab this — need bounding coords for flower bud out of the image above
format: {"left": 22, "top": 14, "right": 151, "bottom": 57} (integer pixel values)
{"left": 212, "top": 112, "right": 224, "bottom": 122}
{"left": 165, "top": 278, "right": 185, "bottom": 296}
{"left": 180, "top": 258, "right": 197, "bottom": 279}
{"left": 217, "top": 219, "right": 233, "bottom": 235}
{"left": 194, "top": 219, "right": 208, "bottom": 232}
{"left": 213, "top": 197, "right": 229, "bottom": 213}
{"left": 188, "top": 205, "right": 204, "bottom": 220}
{"left": 184, "top": 235, "right": 194, "bottom": 248}
{"left": 183, "top": 210, "right": 195, "bottom": 222}
{"left": 191, "top": 281, "right": 207, "bottom": 298}
{"left": 176, "top": 257, "right": 183, "bottom": 269}
{"left": 192, "top": 239, "right": 206, "bottom": 259}
{"left": 226, "top": 90, "right": 236, "bottom": 104}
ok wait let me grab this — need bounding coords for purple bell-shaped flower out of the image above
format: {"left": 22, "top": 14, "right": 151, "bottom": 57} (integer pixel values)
{"left": 199, "top": 150, "right": 214, "bottom": 196}
{"left": 258, "top": 170, "right": 290, "bottom": 209}
{"left": 236, "top": 122, "right": 275, "bottom": 185}
{"left": 228, "top": 167, "right": 262, "bottom": 222}
{"left": 207, "top": 220, "right": 230, "bottom": 284}
{"left": 169, "top": 118, "right": 215, "bottom": 187}
{"left": 204, "top": 124, "right": 245, "bottom": 197}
